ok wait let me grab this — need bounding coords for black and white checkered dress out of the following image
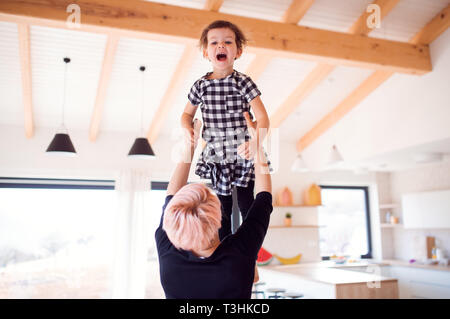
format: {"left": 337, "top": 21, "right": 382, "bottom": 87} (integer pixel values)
{"left": 188, "top": 69, "right": 264, "bottom": 196}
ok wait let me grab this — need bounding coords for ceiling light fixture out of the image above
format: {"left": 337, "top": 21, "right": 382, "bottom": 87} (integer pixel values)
{"left": 128, "top": 65, "right": 155, "bottom": 158}
{"left": 46, "top": 57, "right": 77, "bottom": 156}
{"left": 291, "top": 153, "right": 309, "bottom": 172}
{"left": 325, "top": 144, "right": 344, "bottom": 168}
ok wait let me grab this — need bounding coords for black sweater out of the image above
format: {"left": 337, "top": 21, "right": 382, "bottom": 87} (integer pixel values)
{"left": 155, "top": 191, "right": 273, "bottom": 299}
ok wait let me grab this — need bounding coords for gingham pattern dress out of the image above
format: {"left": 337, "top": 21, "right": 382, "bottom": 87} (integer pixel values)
{"left": 188, "top": 69, "right": 263, "bottom": 196}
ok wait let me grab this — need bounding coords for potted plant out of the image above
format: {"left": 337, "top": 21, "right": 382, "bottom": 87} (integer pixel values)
{"left": 284, "top": 212, "right": 292, "bottom": 227}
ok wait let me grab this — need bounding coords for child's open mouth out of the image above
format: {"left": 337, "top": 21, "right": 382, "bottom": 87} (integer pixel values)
{"left": 216, "top": 53, "right": 227, "bottom": 61}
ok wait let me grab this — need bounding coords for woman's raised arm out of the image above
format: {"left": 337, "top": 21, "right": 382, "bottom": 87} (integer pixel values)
{"left": 166, "top": 119, "right": 201, "bottom": 196}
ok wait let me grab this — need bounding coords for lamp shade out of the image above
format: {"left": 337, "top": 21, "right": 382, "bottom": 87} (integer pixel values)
{"left": 46, "top": 133, "right": 77, "bottom": 156}
{"left": 128, "top": 137, "right": 155, "bottom": 158}
{"left": 291, "top": 154, "right": 309, "bottom": 172}
{"left": 326, "top": 144, "right": 344, "bottom": 167}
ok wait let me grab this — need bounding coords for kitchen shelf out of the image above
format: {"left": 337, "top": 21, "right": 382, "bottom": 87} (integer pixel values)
{"left": 380, "top": 223, "right": 403, "bottom": 228}
{"left": 379, "top": 204, "right": 399, "bottom": 209}
{"left": 269, "top": 225, "right": 324, "bottom": 229}
{"left": 273, "top": 204, "right": 323, "bottom": 208}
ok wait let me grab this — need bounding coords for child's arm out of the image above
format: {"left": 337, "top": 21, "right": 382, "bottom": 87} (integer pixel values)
{"left": 249, "top": 96, "right": 270, "bottom": 145}
{"left": 238, "top": 96, "right": 270, "bottom": 160}
{"left": 243, "top": 112, "right": 272, "bottom": 194}
{"left": 181, "top": 101, "right": 198, "bottom": 144}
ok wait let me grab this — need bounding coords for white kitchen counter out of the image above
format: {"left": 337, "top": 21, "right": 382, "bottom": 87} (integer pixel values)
{"left": 383, "top": 259, "right": 450, "bottom": 272}
{"left": 261, "top": 264, "right": 396, "bottom": 285}
{"left": 258, "top": 264, "right": 398, "bottom": 299}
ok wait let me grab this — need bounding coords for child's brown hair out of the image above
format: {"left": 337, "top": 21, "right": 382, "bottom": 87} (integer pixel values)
{"left": 199, "top": 20, "right": 248, "bottom": 52}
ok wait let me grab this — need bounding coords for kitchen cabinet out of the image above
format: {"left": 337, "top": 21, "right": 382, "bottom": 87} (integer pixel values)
{"left": 389, "top": 265, "right": 450, "bottom": 298}
{"left": 402, "top": 189, "right": 450, "bottom": 229}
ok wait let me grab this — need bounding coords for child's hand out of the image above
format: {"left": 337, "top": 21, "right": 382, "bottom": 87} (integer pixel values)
{"left": 184, "top": 118, "right": 201, "bottom": 149}
{"left": 237, "top": 112, "right": 257, "bottom": 160}
{"left": 192, "top": 118, "right": 202, "bottom": 148}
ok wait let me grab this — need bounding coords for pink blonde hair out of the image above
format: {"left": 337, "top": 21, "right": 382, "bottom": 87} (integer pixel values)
{"left": 163, "top": 183, "right": 222, "bottom": 252}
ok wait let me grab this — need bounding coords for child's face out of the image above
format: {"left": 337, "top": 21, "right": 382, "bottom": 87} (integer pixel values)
{"left": 203, "top": 27, "right": 242, "bottom": 70}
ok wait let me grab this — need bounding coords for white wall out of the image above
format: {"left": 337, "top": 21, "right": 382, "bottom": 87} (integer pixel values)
{"left": 389, "top": 161, "right": 450, "bottom": 261}
{"left": 300, "top": 28, "right": 450, "bottom": 170}
{"left": 0, "top": 124, "right": 188, "bottom": 181}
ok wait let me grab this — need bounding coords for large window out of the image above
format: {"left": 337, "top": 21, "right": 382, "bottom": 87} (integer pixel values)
{"left": 0, "top": 178, "right": 116, "bottom": 298}
{"left": 318, "top": 186, "right": 372, "bottom": 259}
{"left": 0, "top": 178, "right": 176, "bottom": 299}
{"left": 145, "top": 181, "right": 168, "bottom": 299}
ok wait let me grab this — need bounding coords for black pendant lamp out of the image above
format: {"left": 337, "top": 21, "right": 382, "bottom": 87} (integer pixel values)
{"left": 46, "top": 57, "right": 77, "bottom": 156}
{"left": 128, "top": 66, "right": 155, "bottom": 158}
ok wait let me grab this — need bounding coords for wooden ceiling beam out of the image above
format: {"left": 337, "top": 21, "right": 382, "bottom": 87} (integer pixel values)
{"left": 296, "top": 4, "right": 450, "bottom": 153}
{"left": 0, "top": 0, "right": 430, "bottom": 74}
{"left": 204, "top": 0, "right": 224, "bottom": 12}
{"left": 270, "top": 0, "right": 401, "bottom": 129}
{"left": 282, "top": 0, "right": 315, "bottom": 24}
{"left": 146, "top": 45, "right": 198, "bottom": 145}
{"left": 17, "top": 23, "right": 33, "bottom": 138}
{"left": 409, "top": 4, "right": 450, "bottom": 45}
{"left": 88, "top": 34, "right": 119, "bottom": 142}
{"left": 348, "top": 0, "right": 401, "bottom": 35}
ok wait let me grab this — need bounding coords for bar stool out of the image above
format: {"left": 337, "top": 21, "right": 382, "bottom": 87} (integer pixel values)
{"left": 266, "top": 288, "right": 286, "bottom": 299}
{"left": 252, "top": 282, "right": 266, "bottom": 299}
{"left": 284, "top": 292, "right": 304, "bottom": 299}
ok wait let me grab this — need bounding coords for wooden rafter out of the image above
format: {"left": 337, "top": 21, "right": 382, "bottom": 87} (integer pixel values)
{"left": 282, "top": 0, "right": 315, "bottom": 24}
{"left": 0, "top": 0, "right": 430, "bottom": 74}
{"left": 245, "top": 0, "right": 315, "bottom": 80}
{"left": 146, "top": 45, "right": 198, "bottom": 144}
{"left": 245, "top": 53, "right": 273, "bottom": 80}
{"left": 348, "top": 0, "right": 401, "bottom": 35}
{"left": 296, "top": 4, "right": 450, "bottom": 153}
{"left": 145, "top": 0, "right": 225, "bottom": 145}
{"left": 88, "top": 34, "right": 119, "bottom": 142}
{"left": 204, "top": 0, "right": 224, "bottom": 12}
{"left": 270, "top": 0, "right": 401, "bottom": 129}
{"left": 17, "top": 23, "right": 33, "bottom": 138}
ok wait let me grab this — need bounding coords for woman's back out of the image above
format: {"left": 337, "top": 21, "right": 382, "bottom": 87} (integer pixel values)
{"left": 156, "top": 191, "right": 273, "bottom": 299}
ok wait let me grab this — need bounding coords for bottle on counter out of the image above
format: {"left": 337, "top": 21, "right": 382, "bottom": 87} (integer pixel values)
{"left": 432, "top": 246, "right": 437, "bottom": 260}
{"left": 385, "top": 211, "right": 392, "bottom": 223}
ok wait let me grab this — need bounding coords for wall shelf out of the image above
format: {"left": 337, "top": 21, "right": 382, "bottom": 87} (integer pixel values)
{"left": 269, "top": 225, "right": 324, "bottom": 229}
{"left": 273, "top": 204, "right": 323, "bottom": 208}
{"left": 380, "top": 223, "right": 403, "bottom": 228}
{"left": 379, "top": 204, "right": 399, "bottom": 209}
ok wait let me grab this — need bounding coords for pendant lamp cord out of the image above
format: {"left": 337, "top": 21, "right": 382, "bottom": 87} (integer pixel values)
{"left": 140, "top": 68, "right": 145, "bottom": 136}
{"left": 61, "top": 59, "right": 69, "bottom": 128}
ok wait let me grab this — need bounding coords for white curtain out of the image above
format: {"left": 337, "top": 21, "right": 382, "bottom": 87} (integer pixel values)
{"left": 111, "top": 169, "right": 151, "bottom": 298}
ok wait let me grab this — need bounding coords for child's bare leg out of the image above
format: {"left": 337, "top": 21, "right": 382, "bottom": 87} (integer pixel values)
{"left": 253, "top": 264, "right": 259, "bottom": 283}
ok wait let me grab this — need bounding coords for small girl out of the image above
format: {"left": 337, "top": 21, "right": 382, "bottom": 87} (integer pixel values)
{"left": 181, "top": 20, "right": 270, "bottom": 240}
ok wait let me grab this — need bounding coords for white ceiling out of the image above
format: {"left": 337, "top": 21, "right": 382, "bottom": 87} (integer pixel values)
{"left": 0, "top": 0, "right": 449, "bottom": 174}
{"left": 337, "top": 137, "right": 450, "bottom": 172}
